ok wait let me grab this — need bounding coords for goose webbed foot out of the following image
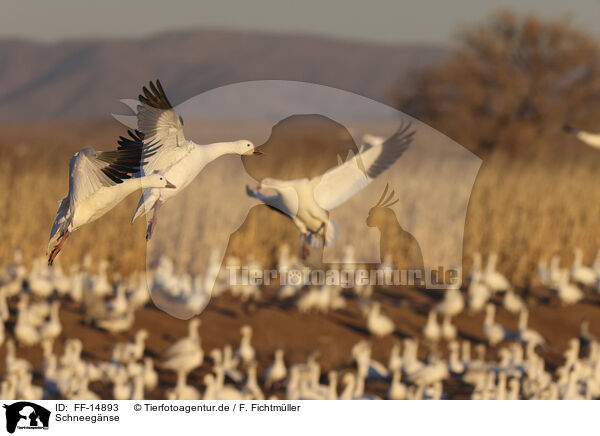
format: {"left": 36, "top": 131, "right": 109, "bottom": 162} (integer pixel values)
{"left": 146, "top": 222, "right": 154, "bottom": 241}
{"left": 48, "top": 248, "right": 59, "bottom": 266}
{"left": 316, "top": 221, "right": 326, "bottom": 247}
{"left": 145, "top": 200, "right": 162, "bottom": 241}
{"left": 48, "top": 230, "right": 70, "bottom": 266}
{"left": 302, "top": 234, "right": 310, "bottom": 259}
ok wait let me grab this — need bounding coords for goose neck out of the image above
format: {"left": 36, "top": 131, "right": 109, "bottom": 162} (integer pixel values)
{"left": 204, "top": 141, "right": 239, "bottom": 159}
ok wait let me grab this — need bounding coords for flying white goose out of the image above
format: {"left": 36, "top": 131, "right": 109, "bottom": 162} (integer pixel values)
{"left": 129, "top": 80, "right": 262, "bottom": 239}
{"left": 564, "top": 125, "right": 600, "bottom": 149}
{"left": 246, "top": 120, "right": 415, "bottom": 256}
{"left": 47, "top": 129, "right": 175, "bottom": 264}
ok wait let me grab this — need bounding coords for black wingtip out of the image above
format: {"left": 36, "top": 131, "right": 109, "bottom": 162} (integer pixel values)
{"left": 117, "top": 129, "right": 145, "bottom": 149}
{"left": 563, "top": 124, "right": 578, "bottom": 135}
{"left": 99, "top": 128, "right": 155, "bottom": 182}
{"left": 138, "top": 79, "right": 173, "bottom": 109}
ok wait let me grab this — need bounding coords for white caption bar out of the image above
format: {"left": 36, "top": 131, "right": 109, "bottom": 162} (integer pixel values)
{"left": 0, "top": 400, "right": 592, "bottom": 435}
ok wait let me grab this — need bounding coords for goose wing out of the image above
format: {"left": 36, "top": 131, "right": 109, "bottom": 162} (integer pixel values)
{"left": 245, "top": 185, "right": 298, "bottom": 217}
{"left": 70, "top": 130, "right": 156, "bottom": 207}
{"left": 137, "top": 80, "right": 192, "bottom": 173}
{"left": 313, "top": 120, "right": 415, "bottom": 211}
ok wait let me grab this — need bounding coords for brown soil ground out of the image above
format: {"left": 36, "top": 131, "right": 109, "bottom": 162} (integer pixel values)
{"left": 2, "top": 281, "right": 600, "bottom": 400}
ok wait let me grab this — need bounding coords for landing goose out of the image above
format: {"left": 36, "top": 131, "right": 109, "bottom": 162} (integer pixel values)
{"left": 246, "top": 120, "right": 415, "bottom": 256}
{"left": 47, "top": 130, "right": 175, "bottom": 264}
{"left": 129, "top": 80, "right": 262, "bottom": 239}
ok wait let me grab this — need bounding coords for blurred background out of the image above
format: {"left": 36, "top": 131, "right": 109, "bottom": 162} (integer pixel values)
{"left": 1, "top": 1, "right": 600, "bottom": 400}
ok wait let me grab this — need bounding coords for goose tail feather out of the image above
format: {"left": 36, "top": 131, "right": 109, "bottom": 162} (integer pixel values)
{"left": 131, "top": 190, "right": 159, "bottom": 224}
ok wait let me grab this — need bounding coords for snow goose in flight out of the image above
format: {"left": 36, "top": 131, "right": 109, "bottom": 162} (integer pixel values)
{"left": 246, "top": 120, "right": 415, "bottom": 257}
{"left": 564, "top": 125, "right": 600, "bottom": 149}
{"left": 47, "top": 130, "right": 175, "bottom": 265}
{"left": 130, "top": 80, "right": 262, "bottom": 239}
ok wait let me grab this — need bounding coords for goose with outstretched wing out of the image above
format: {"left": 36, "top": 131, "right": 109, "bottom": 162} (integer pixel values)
{"left": 246, "top": 120, "right": 415, "bottom": 257}
{"left": 130, "top": 80, "right": 263, "bottom": 239}
{"left": 47, "top": 130, "right": 175, "bottom": 265}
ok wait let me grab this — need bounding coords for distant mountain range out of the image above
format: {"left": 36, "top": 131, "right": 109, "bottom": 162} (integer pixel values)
{"left": 0, "top": 29, "right": 445, "bottom": 121}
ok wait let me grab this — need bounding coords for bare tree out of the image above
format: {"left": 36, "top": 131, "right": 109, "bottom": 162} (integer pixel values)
{"left": 393, "top": 10, "right": 600, "bottom": 156}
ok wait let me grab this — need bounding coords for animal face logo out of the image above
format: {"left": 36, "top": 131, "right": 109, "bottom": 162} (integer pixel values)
{"left": 366, "top": 184, "right": 399, "bottom": 228}
{"left": 3, "top": 402, "right": 51, "bottom": 433}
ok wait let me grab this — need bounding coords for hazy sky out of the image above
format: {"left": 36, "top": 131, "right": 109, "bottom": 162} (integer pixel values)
{"left": 1, "top": 0, "right": 598, "bottom": 44}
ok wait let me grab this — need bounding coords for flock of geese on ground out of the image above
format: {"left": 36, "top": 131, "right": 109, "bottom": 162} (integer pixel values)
{"left": 1, "top": 243, "right": 600, "bottom": 400}
{"left": 8, "top": 81, "right": 600, "bottom": 400}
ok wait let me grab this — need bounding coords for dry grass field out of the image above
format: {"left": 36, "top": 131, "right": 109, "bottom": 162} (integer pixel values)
{"left": 1, "top": 116, "right": 598, "bottom": 288}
